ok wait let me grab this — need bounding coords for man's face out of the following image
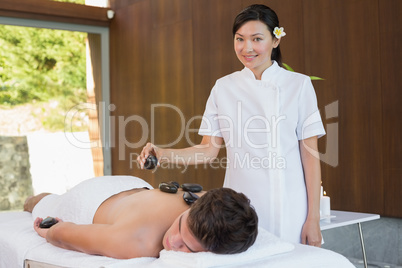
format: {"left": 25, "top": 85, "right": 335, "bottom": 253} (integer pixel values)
{"left": 162, "top": 210, "right": 206, "bottom": 253}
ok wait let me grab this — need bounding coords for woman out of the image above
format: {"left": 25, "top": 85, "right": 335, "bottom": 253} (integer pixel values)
{"left": 138, "top": 4, "right": 325, "bottom": 246}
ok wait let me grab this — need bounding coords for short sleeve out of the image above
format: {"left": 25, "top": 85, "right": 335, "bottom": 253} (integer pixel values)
{"left": 296, "top": 78, "right": 326, "bottom": 140}
{"left": 198, "top": 85, "right": 223, "bottom": 137}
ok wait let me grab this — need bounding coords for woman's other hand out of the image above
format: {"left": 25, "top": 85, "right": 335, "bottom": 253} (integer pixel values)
{"left": 301, "top": 217, "right": 322, "bottom": 247}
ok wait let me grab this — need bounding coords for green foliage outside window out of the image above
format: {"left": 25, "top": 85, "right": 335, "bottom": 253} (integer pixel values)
{"left": 53, "top": 0, "right": 85, "bottom": 4}
{"left": 0, "top": 25, "right": 86, "bottom": 105}
{"left": 0, "top": 22, "right": 88, "bottom": 132}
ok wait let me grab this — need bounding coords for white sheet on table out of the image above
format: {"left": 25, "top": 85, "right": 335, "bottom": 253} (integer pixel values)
{"left": 0, "top": 211, "right": 354, "bottom": 268}
{"left": 234, "top": 243, "right": 356, "bottom": 268}
{"left": 0, "top": 211, "right": 41, "bottom": 267}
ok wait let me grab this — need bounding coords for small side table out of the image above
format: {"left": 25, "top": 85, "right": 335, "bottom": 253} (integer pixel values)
{"left": 320, "top": 210, "right": 380, "bottom": 268}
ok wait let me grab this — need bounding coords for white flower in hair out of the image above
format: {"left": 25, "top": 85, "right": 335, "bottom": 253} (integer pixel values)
{"left": 273, "top": 27, "right": 286, "bottom": 38}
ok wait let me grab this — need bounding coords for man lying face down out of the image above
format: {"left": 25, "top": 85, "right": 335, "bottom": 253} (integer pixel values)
{"left": 24, "top": 176, "right": 258, "bottom": 259}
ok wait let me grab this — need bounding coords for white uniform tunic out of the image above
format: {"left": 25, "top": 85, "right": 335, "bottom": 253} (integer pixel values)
{"left": 199, "top": 61, "right": 326, "bottom": 243}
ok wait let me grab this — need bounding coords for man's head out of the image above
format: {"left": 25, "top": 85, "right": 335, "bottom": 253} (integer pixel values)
{"left": 188, "top": 188, "right": 258, "bottom": 254}
{"left": 162, "top": 188, "right": 258, "bottom": 254}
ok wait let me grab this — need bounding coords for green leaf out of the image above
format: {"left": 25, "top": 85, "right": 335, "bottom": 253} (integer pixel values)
{"left": 309, "top": 76, "right": 325, "bottom": 81}
{"left": 283, "top": 62, "right": 325, "bottom": 81}
{"left": 282, "top": 63, "right": 294, "bottom": 72}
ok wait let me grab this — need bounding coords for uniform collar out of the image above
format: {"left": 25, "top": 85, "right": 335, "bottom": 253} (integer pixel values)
{"left": 242, "top": 61, "right": 280, "bottom": 81}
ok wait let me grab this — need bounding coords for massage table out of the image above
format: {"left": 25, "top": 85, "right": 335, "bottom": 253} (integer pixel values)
{"left": 0, "top": 211, "right": 354, "bottom": 268}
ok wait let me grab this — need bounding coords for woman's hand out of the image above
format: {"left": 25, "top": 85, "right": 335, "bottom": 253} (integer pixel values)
{"left": 301, "top": 217, "right": 322, "bottom": 247}
{"left": 137, "top": 136, "right": 223, "bottom": 168}
{"left": 137, "top": 142, "right": 161, "bottom": 169}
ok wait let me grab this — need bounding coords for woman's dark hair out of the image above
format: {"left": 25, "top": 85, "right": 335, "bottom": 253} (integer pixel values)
{"left": 232, "top": 4, "right": 283, "bottom": 67}
{"left": 187, "top": 188, "right": 258, "bottom": 254}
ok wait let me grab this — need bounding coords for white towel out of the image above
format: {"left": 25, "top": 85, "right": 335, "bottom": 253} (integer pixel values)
{"left": 32, "top": 176, "right": 153, "bottom": 224}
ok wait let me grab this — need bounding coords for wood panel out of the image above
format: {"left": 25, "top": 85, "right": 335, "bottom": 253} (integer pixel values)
{"left": 147, "top": 0, "right": 198, "bottom": 186}
{"left": 0, "top": 0, "right": 110, "bottom": 26}
{"left": 303, "top": 0, "right": 384, "bottom": 214}
{"left": 87, "top": 34, "right": 104, "bottom": 177}
{"left": 379, "top": 0, "right": 402, "bottom": 217}
{"left": 109, "top": 0, "right": 153, "bottom": 181}
{"left": 110, "top": 0, "right": 143, "bottom": 10}
{"left": 109, "top": 0, "right": 198, "bottom": 188}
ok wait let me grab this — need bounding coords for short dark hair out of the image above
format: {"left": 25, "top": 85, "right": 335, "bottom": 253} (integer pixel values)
{"left": 232, "top": 4, "right": 283, "bottom": 67}
{"left": 188, "top": 188, "right": 258, "bottom": 254}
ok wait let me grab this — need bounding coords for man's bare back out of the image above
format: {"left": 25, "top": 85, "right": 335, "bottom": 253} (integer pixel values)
{"left": 30, "top": 188, "right": 205, "bottom": 259}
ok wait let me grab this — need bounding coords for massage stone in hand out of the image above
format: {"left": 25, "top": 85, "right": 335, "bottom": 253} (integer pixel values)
{"left": 39, "top": 217, "right": 58, "bottom": 228}
{"left": 144, "top": 155, "right": 158, "bottom": 169}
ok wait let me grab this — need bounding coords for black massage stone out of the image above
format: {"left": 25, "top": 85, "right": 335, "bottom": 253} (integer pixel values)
{"left": 159, "top": 182, "right": 178, "bottom": 193}
{"left": 181, "top": 183, "right": 203, "bottom": 193}
{"left": 39, "top": 217, "right": 58, "bottom": 229}
{"left": 144, "top": 155, "right": 158, "bottom": 170}
{"left": 168, "top": 181, "right": 180, "bottom": 189}
{"left": 183, "top": 191, "right": 199, "bottom": 205}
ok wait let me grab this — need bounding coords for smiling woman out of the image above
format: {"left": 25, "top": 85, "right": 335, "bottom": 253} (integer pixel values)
{"left": 233, "top": 20, "right": 280, "bottom": 80}
{"left": 232, "top": 5, "right": 284, "bottom": 69}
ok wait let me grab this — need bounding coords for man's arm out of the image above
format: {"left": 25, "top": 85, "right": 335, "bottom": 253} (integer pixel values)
{"left": 35, "top": 218, "right": 148, "bottom": 259}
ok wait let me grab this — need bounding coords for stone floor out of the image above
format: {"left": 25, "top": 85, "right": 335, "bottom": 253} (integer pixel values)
{"left": 322, "top": 217, "right": 402, "bottom": 267}
{"left": 348, "top": 257, "right": 402, "bottom": 268}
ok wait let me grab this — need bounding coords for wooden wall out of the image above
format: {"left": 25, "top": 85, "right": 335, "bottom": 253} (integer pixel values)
{"left": 109, "top": 0, "right": 402, "bottom": 218}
